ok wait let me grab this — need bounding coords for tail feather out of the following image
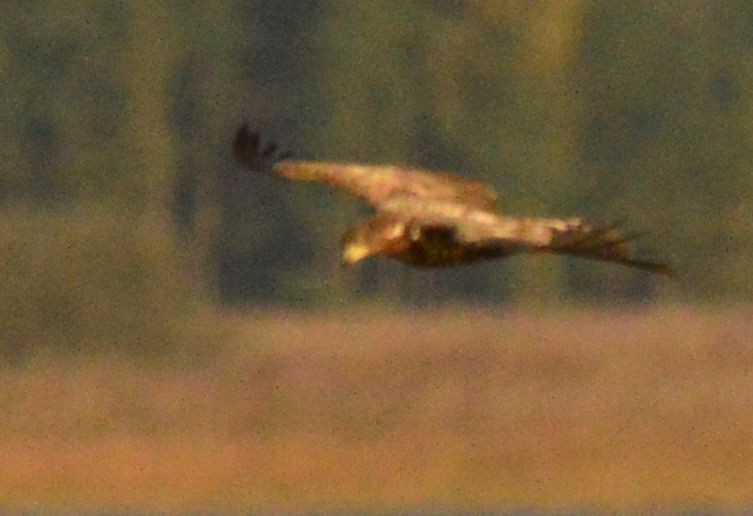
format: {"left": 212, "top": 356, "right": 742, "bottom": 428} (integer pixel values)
{"left": 548, "top": 220, "right": 675, "bottom": 277}
{"left": 565, "top": 246, "right": 676, "bottom": 277}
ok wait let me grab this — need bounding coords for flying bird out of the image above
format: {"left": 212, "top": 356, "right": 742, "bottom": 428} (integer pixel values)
{"left": 233, "top": 124, "right": 673, "bottom": 276}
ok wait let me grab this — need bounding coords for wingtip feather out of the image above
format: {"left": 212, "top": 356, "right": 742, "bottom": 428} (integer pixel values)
{"left": 233, "top": 123, "right": 289, "bottom": 171}
{"left": 233, "top": 123, "right": 259, "bottom": 168}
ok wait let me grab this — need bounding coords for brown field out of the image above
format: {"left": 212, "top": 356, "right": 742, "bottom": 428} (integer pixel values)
{"left": 2, "top": 305, "right": 752, "bottom": 512}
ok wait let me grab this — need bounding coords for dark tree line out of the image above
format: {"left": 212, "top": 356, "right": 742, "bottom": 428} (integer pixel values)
{"left": 2, "top": 1, "right": 753, "bottom": 355}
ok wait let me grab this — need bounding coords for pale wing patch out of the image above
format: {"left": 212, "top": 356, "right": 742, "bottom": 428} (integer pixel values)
{"left": 275, "top": 161, "right": 498, "bottom": 211}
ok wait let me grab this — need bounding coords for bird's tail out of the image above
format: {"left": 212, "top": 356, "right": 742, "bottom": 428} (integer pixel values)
{"left": 544, "top": 219, "right": 675, "bottom": 277}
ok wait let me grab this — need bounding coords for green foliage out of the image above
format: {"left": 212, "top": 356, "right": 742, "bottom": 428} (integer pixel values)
{"left": 0, "top": 206, "right": 196, "bottom": 362}
{"left": 2, "top": 0, "right": 753, "bottom": 347}
{"left": 0, "top": 2, "right": 203, "bottom": 361}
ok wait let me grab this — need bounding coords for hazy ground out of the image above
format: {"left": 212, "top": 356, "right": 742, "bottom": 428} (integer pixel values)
{"left": 2, "top": 305, "right": 752, "bottom": 512}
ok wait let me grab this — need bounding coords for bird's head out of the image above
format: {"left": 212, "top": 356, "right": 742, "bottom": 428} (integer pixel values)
{"left": 340, "top": 217, "right": 407, "bottom": 267}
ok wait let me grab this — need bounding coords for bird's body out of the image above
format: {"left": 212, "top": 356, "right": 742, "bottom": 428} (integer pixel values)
{"left": 233, "top": 124, "right": 673, "bottom": 276}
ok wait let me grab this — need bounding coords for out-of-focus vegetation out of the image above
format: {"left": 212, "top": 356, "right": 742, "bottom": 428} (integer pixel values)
{"left": 4, "top": 1, "right": 753, "bottom": 309}
{"left": 3, "top": 3, "right": 753, "bottom": 511}
{"left": 3, "top": 2, "right": 753, "bottom": 357}
{"left": 2, "top": 307, "right": 753, "bottom": 512}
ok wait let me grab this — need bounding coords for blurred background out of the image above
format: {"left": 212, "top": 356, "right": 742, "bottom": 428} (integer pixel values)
{"left": 2, "top": 1, "right": 753, "bottom": 512}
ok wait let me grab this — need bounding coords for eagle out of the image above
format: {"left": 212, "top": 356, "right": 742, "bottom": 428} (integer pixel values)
{"left": 233, "top": 124, "right": 673, "bottom": 276}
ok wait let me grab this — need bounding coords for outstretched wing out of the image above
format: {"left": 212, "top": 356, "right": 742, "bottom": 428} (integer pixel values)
{"left": 390, "top": 197, "right": 674, "bottom": 276}
{"left": 233, "top": 124, "right": 499, "bottom": 211}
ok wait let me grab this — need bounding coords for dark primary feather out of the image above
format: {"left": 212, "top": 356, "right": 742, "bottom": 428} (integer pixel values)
{"left": 233, "top": 123, "right": 288, "bottom": 171}
{"left": 232, "top": 124, "right": 260, "bottom": 168}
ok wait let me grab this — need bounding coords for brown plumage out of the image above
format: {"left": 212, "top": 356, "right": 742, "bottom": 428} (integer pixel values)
{"left": 233, "top": 124, "right": 673, "bottom": 277}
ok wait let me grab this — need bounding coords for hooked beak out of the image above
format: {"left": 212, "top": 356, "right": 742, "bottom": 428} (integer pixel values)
{"left": 341, "top": 243, "right": 372, "bottom": 267}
